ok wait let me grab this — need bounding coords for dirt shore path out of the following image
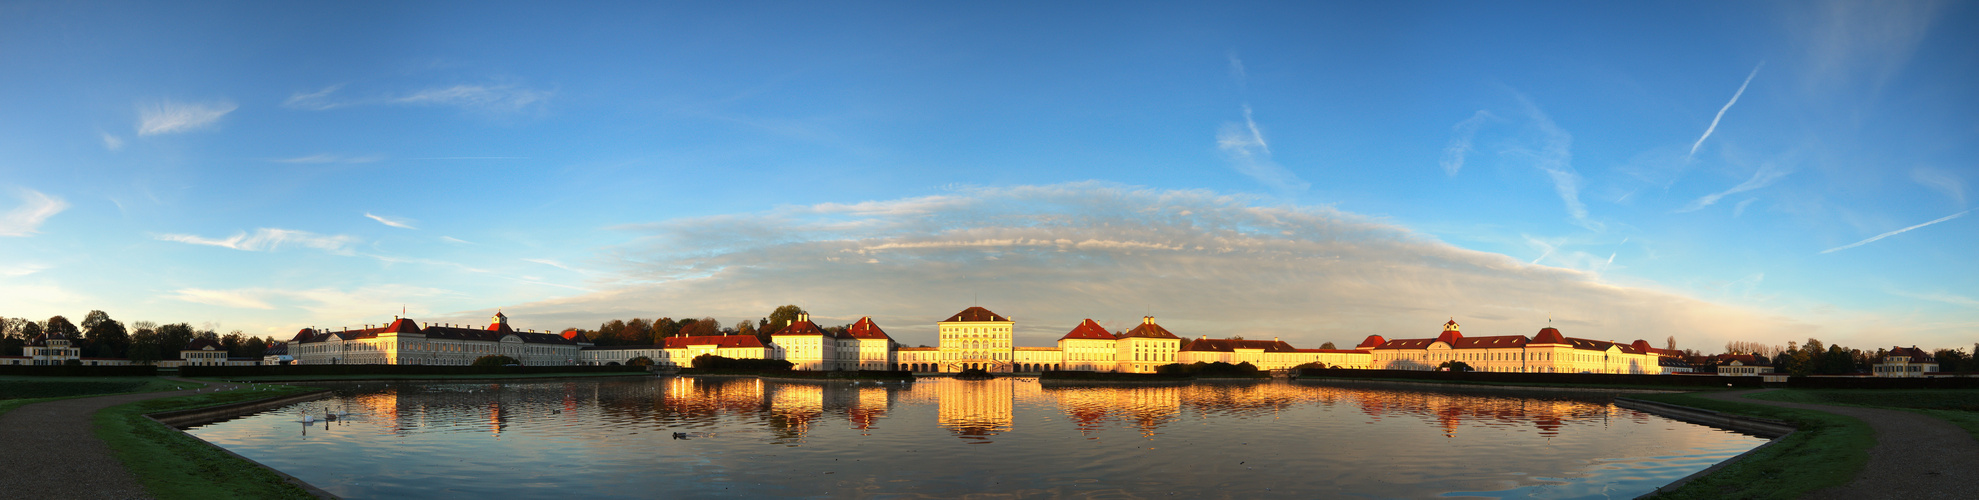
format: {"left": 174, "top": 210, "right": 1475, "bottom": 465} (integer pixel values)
{"left": 1698, "top": 389, "right": 1979, "bottom": 499}
{"left": 0, "top": 378, "right": 241, "bottom": 499}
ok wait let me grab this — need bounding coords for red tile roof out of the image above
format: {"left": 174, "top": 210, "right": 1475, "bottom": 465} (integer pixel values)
{"left": 1531, "top": 327, "right": 1566, "bottom": 344}
{"left": 1120, "top": 317, "right": 1180, "bottom": 339}
{"left": 1180, "top": 338, "right": 1299, "bottom": 352}
{"left": 772, "top": 317, "right": 828, "bottom": 336}
{"left": 944, "top": 306, "right": 1009, "bottom": 322}
{"left": 846, "top": 317, "right": 891, "bottom": 340}
{"left": 561, "top": 329, "right": 591, "bottom": 343}
{"left": 1355, "top": 335, "right": 1387, "bottom": 349}
{"left": 1058, "top": 319, "right": 1115, "bottom": 341}
{"left": 1450, "top": 335, "right": 1528, "bottom": 349}
{"left": 663, "top": 335, "right": 766, "bottom": 349}
{"left": 1888, "top": 347, "right": 1935, "bottom": 363}
{"left": 184, "top": 338, "right": 223, "bottom": 351}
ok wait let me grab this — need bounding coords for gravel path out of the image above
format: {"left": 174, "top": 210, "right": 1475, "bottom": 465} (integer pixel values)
{"left": 1699, "top": 389, "right": 1979, "bottom": 499}
{"left": 0, "top": 378, "right": 241, "bottom": 499}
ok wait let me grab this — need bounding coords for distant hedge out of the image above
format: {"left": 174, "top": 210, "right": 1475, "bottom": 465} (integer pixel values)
{"left": 1296, "top": 368, "right": 1764, "bottom": 388}
{"left": 1787, "top": 376, "right": 1979, "bottom": 389}
{"left": 177, "top": 364, "right": 645, "bottom": 377}
{"left": 1156, "top": 361, "right": 1270, "bottom": 378}
{"left": 688, "top": 354, "right": 793, "bottom": 372}
{"left": 0, "top": 365, "right": 158, "bottom": 377}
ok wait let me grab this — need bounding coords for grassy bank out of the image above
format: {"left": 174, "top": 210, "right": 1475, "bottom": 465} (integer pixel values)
{"left": 198, "top": 371, "right": 652, "bottom": 382}
{"left": 95, "top": 384, "right": 323, "bottom": 499}
{"left": 0, "top": 376, "right": 191, "bottom": 417}
{"left": 1632, "top": 392, "right": 1873, "bottom": 500}
{"left": 1747, "top": 389, "right": 1979, "bottom": 441}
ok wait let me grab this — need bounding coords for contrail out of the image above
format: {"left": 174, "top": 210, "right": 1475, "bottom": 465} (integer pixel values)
{"left": 1821, "top": 209, "right": 1970, "bottom": 254}
{"left": 1689, "top": 63, "right": 1762, "bottom": 158}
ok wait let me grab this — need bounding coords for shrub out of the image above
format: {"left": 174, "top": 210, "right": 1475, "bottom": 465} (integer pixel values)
{"left": 472, "top": 355, "right": 521, "bottom": 367}
{"left": 688, "top": 354, "right": 792, "bottom": 371}
{"left": 626, "top": 356, "right": 654, "bottom": 366}
{"left": 1438, "top": 361, "right": 1473, "bottom": 372}
{"left": 1156, "top": 361, "right": 1267, "bottom": 377}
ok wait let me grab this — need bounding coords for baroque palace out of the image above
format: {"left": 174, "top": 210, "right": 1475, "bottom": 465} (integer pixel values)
{"left": 280, "top": 306, "right": 1690, "bottom": 375}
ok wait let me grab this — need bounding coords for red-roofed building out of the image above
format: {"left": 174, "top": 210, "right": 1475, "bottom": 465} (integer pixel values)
{"left": 293, "top": 311, "right": 583, "bottom": 366}
{"left": 844, "top": 317, "right": 897, "bottom": 370}
{"left": 937, "top": 306, "right": 1016, "bottom": 373}
{"left": 1362, "top": 320, "right": 1679, "bottom": 374}
{"left": 1875, "top": 346, "right": 1939, "bottom": 378}
{"left": 1054, "top": 319, "right": 1117, "bottom": 372}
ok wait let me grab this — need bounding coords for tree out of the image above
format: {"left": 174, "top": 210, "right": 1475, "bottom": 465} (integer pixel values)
{"left": 679, "top": 318, "right": 721, "bottom": 337}
{"left": 626, "top": 356, "right": 654, "bottom": 366}
{"left": 763, "top": 305, "right": 804, "bottom": 336}
{"left": 624, "top": 318, "right": 653, "bottom": 344}
{"left": 81, "top": 310, "right": 130, "bottom": 358}
{"left": 1319, "top": 342, "right": 1337, "bottom": 350}
{"left": 1666, "top": 336, "right": 1677, "bottom": 352}
{"left": 221, "top": 331, "right": 247, "bottom": 357}
{"left": 43, "top": 316, "right": 79, "bottom": 339}
{"left": 472, "top": 355, "right": 520, "bottom": 366}
{"left": 652, "top": 318, "right": 679, "bottom": 340}
{"left": 596, "top": 319, "right": 628, "bottom": 346}
{"left": 127, "top": 325, "right": 162, "bottom": 363}
{"left": 156, "top": 323, "right": 196, "bottom": 357}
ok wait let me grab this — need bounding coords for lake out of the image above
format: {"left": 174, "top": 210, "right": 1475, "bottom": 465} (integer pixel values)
{"left": 188, "top": 377, "right": 1763, "bottom": 499}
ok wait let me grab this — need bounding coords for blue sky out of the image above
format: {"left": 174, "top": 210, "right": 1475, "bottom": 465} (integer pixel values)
{"left": 1, "top": 1, "right": 1973, "bottom": 351}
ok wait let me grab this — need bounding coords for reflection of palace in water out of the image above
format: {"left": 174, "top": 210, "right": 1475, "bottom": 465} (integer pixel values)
{"left": 309, "top": 378, "right": 1633, "bottom": 445}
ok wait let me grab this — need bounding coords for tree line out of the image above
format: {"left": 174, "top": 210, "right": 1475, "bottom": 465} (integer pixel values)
{"left": 1718, "top": 338, "right": 1979, "bottom": 376}
{"left": 569, "top": 305, "right": 864, "bottom": 347}
{"left": 1, "top": 311, "right": 279, "bottom": 363}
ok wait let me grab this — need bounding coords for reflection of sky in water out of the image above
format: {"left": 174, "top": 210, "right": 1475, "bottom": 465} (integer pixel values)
{"left": 189, "top": 378, "right": 1763, "bottom": 499}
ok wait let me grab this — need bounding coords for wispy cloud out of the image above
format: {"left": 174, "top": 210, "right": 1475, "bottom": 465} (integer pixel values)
{"left": 282, "top": 84, "right": 347, "bottom": 111}
{"left": 287, "top": 83, "right": 550, "bottom": 113}
{"left": 440, "top": 236, "right": 475, "bottom": 244}
{"left": 1821, "top": 209, "right": 1971, "bottom": 254}
{"left": 1911, "top": 167, "right": 1966, "bottom": 205}
{"left": 1678, "top": 163, "right": 1792, "bottom": 213}
{"left": 136, "top": 100, "right": 237, "bottom": 136}
{"left": 169, "top": 288, "right": 276, "bottom": 309}
{"left": 0, "top": 263, "right": 48, "bottom": 277}
{"left": 523, "top": 258, "right": 584, "bottom": 274}
{"left": 1227, "top": 53, "right": 1247, "bottom": 85}
{"left": 101, "top": 133, "right": 124, "bottom": 151}
{"left": 272, "top": 154, "right": 381, "bottom": 164}
{"left": 507, "top": 182, "right": 1814, "bottom": 351}
{"left": 1512, "top": 97, "right": 1595, "bottom": 230}
{"left": 364, "top": 212, "right": 417, "bottom": 229}
{"left": 1440, "top": 110, "right": 1494, "bottom": 176}
{"left": 0, "top": 188, "right": 69, "bottom": 237}
{"left": 1886, "top": 289, "right": 1979, "bottom": 308}
{"left": 1689, "top": 63, "right": 1762, "bottom": 158}
{"left": 1216, "top": 105, "right": 1309, "bottom": 193}
{"left": 155, "top": 228, "right": 359, "bottom": 254}
{"left": 1733, "top": 198, "right": 1758, "bottom": 217}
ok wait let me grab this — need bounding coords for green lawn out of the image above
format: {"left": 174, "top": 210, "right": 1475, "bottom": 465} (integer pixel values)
{"left": 199, "top": 371, "right": 653, "bottom": 382}
{"left": 0, "top": 376, "right": 192, "bottom": 417}
{"left": 94, "top": 384, "right": 325, "bottom": 500}
{"left": 1748, "top": 389, "right": 1979, "bottom": 441}
{"left": 1632, "top": 392, "right": 1874, "bottom": 500}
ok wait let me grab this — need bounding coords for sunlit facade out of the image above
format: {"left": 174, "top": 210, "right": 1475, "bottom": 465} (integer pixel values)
{"left": 291, "top": 312, "right": 583, "bottom": 366}
{"left": 1357, "top": 320, "right": 1682, "bottom": 374}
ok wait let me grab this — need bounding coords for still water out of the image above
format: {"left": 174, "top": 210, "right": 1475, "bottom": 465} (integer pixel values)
{"left": 189, "top": 377, "right": 1762, "bottom": 499}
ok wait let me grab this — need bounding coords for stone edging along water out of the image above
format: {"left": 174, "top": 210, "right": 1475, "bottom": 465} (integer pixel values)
{"left": 143, "top": 389, "right": 341, "bottom": 499}
{"left": 1610, "top": 397, "right": 1798, "bottom": 499}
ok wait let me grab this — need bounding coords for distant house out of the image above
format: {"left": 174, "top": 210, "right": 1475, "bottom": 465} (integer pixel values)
{"left": 2, "top": 332, "right": 131, "bottom": 366}
{"left": 1710, "top": 354, "right": 1774, "bottom": 376}
{"left": 1873, "top": 347, "right": 1939, "bottom": 378}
